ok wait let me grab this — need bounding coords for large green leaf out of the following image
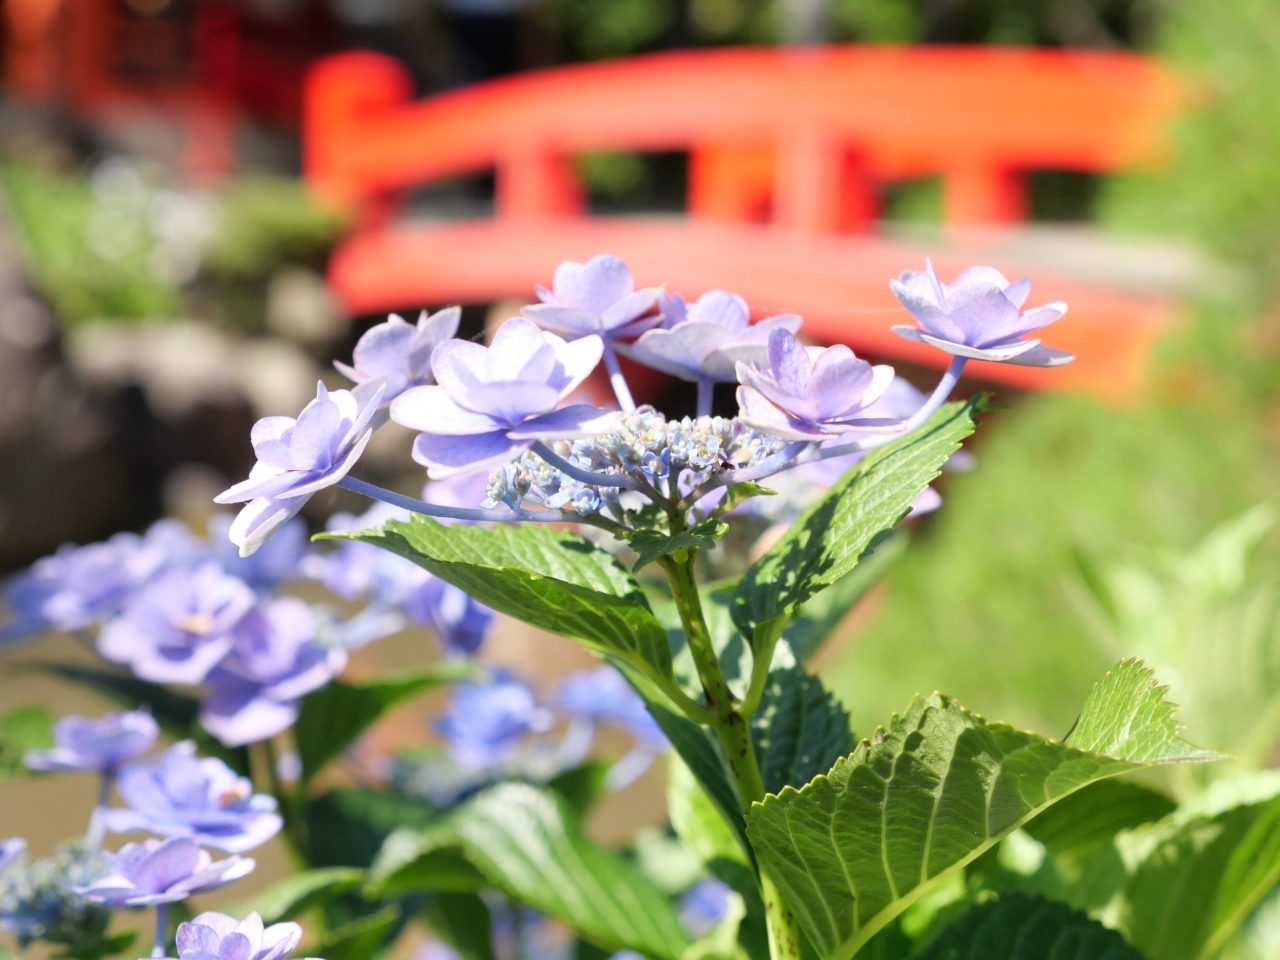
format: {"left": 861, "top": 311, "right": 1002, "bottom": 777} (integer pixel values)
{"left": 335, "top": 517, "right": 677, "bottom": 689}
{"left": 751, "top": 665, "right": 854, "bottom": 795}
{"left": 295, "top": 663, "right": 471, "bottom": 782}
{"left": 369, "top": 783, "right": 690, "bottom": 960}
{"left": 315, "top": 906, "right": 399, "bottom": 960}
{"left": 217, "top": 868, "right": 365, "bottom": 924}
{"left": 302, "top": 788, "right": 436, "bottom": 868}
{"left": 745, "top": 661, "right": 1215, "bottom": 960}
{"left": 421, "top": 893, "right": 494, "bottom": 960}
{"left": 37, "top": 664, "right": 199, "bottom": 731}
{"left": 1117, "top": 774, "right": 1280, "bottom": 960}
{"left": 731, "top": 399, "right": 982, "bottom": 642}
{"left": 1022, "top": 780, "right": 1176, "bottom": 856}
{"left": 911, "top": 891, "right": 1146, "bottom": 960}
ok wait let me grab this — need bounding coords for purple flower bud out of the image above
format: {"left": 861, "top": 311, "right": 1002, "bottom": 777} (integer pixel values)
{"left": 97, "top": 562, "right": 255, "bottom": 685}
{"left": 390, "top": 317, "right": 616, "bottom": 478}
{"left": 215, "top": 381, "right": 384, "bottom": 557}
{"left": 619, "top": 290, "right": 802, "bottom": 383}
{"left": 201, "top": 598, "right": 347, "bottom": 748}
{"left": 2, "top": 520, "right": 199, "bottom": 638}
{"left": 79, "top": 838, "right": 253, "bottom": 907}
{"left": 735, "top": 329, "right": 898, "bottom": 440}
{"left": 436, "top": 674, "right": 554, "bottom": 770}
{"left": 25, "top": 710, "right": 159, "bottom": 774}
{"left": 890, "top": 260, "right": 1072, "bottom": 366}
{"left": 553, "top": 667, "right": 667, "bottom": 752}
{"left": 175, "top": 911, "right": 310, "bottom": 960}
{"left": 522, "top": 254, "right": 661, "bottom": 340}
{"left": 102, "top": 741, "right": 282, "bottom": 854}
{"left": 334, "top": 307, "right": 461, "bottom": 402}
{"left": 0, "top": 838, "right": 25, "bottom": 876}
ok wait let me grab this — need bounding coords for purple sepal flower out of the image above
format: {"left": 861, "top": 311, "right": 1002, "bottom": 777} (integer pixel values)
{"left": 175, "top": 911, "right": 310, "bottom": 960}
{"left": 334, "top": 307, "right": 461, "bottom": 402}
{"left": 79, "top": 838, "right": 253, "bottom": 907}
{"left": 103, "top": 741, "right": 282, "bottom": 854}
{"left": 2, "top": 520, "right": 199, "bottom": 639}
{"left": 735, "top": 329, "right": 898, "bottom": 441}
{"left": 522, "top": 254, "right": 661, "bottom": 340}
{"left": 390, "top": 317, "right": 616, "bottom": 478}
{"left": 98, "top": 562, "right": 255, "bottom": 685}
{"left": 553, "top": 667, "right": 667, "bottom": 751}
{"left": 404, "top": 579, "right": 493, "bottom": 657}
{"left": 436, "top": 674, "right": 553, "bottom": 770}
{"left": 617, "top": 289, "right": 802, "bottom": 382}
{"left": 215, "top": 381, "right": 384, "bottom": 557}
{"left": 201, "top": 598, "right": 347, "bottom": 748}
{"left": 679, "top": 877, "right": 733, "bottom": 937}
{"left": 0, "top": 838, "right": 25, "bottom": 875}
{"left": 890, "top": 261, "right": 1072, "bottom": 366}
{"left": 206, "top": 515, "right": 307, "bottom": 592}
{"left": 25, "top": 710, "right": 159, "bottom": 774}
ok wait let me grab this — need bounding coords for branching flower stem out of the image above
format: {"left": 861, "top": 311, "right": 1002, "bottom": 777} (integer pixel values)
{"left": 601, "top": 338, "right": 636, "bottom": 413}
{"left": 529, "top": 442, "right": 639, "bottom": 489}
{"left": 335, "top": 476, "right": 626, "bottom": 535}
{"left": 696, "top": 378, "right": 714, "bottom": 419}
{"left": 658, "top": 524, "right": 800, "bottom": 960}
{"left": 151, "top": 903, "right": 168, "bottom": 959}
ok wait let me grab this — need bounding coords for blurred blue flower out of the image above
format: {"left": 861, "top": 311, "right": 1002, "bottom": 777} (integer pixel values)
{"left": 201, "top": 598, "right": 347, "bottom": 747}
{"left": 553, "top": 667, "right": 666, "bottom": 752}
{"left": 215, "top": 381, "right": 384, "bottom": 557}
{"left": 2, "top": 520, "right": 198, "bottom": 639}
{"left": 390, "top": 317, "right": 615, "bottom": 478}
{"left": 890, "top": 261, "right": 1072, "bottom": 366}
{"left": 175, "top": 911, "right": 307, "bottom": 960}
{"left": 79, "top": 838, "right": 253, "bottom": 907}
{"left": 619, "top": 290, "right": 802, "bottom": 382}
{"left": 436, "top": 674, "right": 554, "bottom": 770}
{"left": 736, "top": 329, "right": 899, "bottom": 441}
{"left": 679, "top": 877, "right": 733, "bottom": 937}
{"left": 0, "top": 839, "right": 24, "bottom": 876}
{"left": 206, "top": 514, "right": 308, "bottom": 591}
{"left": 522, "top": 254, "right": 661, "bottom": 340}
{"left": 404, "top": 579, "right": 493, "bottom": 657}
{"left": 335, "top": 307, "right": 461, "bottom": 403}
{"left": 97, "top": 561, "right": 255, "bottom": 685}
{"left": 26, "top": 710, "right": 158, "bottom": 775}
{"left": 103, "top": 741, "right": 282, "bottom": 854}
{"left": 0, "top": 842, "right": 112, "bottom": 944}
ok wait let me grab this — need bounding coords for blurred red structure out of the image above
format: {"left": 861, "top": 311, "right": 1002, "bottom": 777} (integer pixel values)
{"left": 307, "top": 46, "right": 1179, "bottom": 396}
{"left": 3, "top": 0, "right": 333, "bottom": 182}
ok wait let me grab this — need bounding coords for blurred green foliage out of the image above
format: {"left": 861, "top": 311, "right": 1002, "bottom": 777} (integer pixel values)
{"left": 203, "top": 177, "right": 348, "bottom": 280}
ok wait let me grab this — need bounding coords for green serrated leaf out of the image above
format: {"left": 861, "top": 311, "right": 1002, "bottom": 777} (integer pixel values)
{"left": 422, "top": 893, "right": 494, "bottom": 960}
{"left": 0, "top": 704, "right": 53, "bottom": 780}
{"left": 783, "top": 533, "right": 906, "bottom": 663}
{"left": 370, "top": 783, "right": 690, "bottom": 960}
{"left": 910, "top": 891, "right": 1147, "bottom": 960}
{"left": 750, "top": 665, "right": 854, "bottom": 795}
{"left": 731, "top": 399, "right": 982, "bottom": 641}
{"left": 336, "top": 517, "right": 678, "bottom": 690}
{"left": 746, "top": 660, "right": 1215, "bottom": 960}
{"left": 714, "top": 482, "right": 777, "bottom": 518}
{"left": 1117, "top": 775, "right": 1280, "bottom": 960}
{"left": 1023, "top": 780, "right": 1176, "bottom": 856}
{"left": 295, "top": 662, "right": 471, "bottom": 782}
{"left": 668, "top": 756, "right": 745, "bottom": 866}
{"left": 217, "top": 867, "right": 365, "bottom": 925}
{"left": 631, "top": 519, "right": 730, "bottom": 572}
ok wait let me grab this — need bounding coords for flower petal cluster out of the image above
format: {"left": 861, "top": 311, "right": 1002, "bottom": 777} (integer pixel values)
{"left": 552, "top": 667, "right": 667, "bottom": 752}
{"left": 97, "top": 562, "right": 256, "bottom": 685}
{"left": 391, "top": 317, "right": 615, "bottom": 478}
{"left": 79, "top": 838, "right": 253, "bottom": 907}
{"left": 215, "top": 381, "right": 384, "bottom": 557}
{"left": 201, "top": 598, "right": 347, "bottom": 747}
{"left": 25, "top": 710, "right": 159, "bottom": 774}
{"left": 619, "top": 290, "right": 802, "bottom": 382}
{"left": 890, "top": 261, "right": 1072, "bottom": 366}
{"left": 435, "top": 674, "right": 554, "bottom": 770}
{"left": 175, "top": 911, "right": 310, "bottom": 960}
{"left": 334, "top": 307, "right": 461, "bottom": 402}
{"left": 522, "top": 254, "right": 660, "bottom": 340}
{"left": 2, "top": 520, "right": 198, "bottom": 638}
{"left": 103, "top": 742, "right": 282, "bottom": 853}
{"left": 736, "top": 329, "right": 897, "bottom": 440}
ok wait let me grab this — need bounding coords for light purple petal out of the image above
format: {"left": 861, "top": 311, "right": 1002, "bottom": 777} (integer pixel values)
{"left": 552, "top": 255, "right": 633, "bottom": 314}
{"left": 1002, "top": 276, "right": 1032, "bottom": 309}
{"left": 945, "top": 283, "right": 1022, "bottom": 346}
{"left": 684, "top": 290, "right": 750, "bottom": 332}
{"left": 599, "top": 287, "right": 660, "bottom": 330}
{"left": 890, "top": 278, "right": 966, "bottom": 343}
{"left": 190, "top": 914, "right": 240, "bottom": 943}
{"left": 951, "top": 265, "right": 1011, "bottom": 291}
{"left": 998, "top": 344, "right": 1075, "bottom": 367}
{"left": 619, "top": 322, "right": 731, "bottom": 381}
{"left": 201, "top": 694, "right": 300, "bottom": 748}
{"left": 735, "top": 386, "right": 826, "bottom": 441}
{"left": 507, "top": 406, "right": 619, "bottom": 440}
{"left": 487, "top": 317, "right": 559, "bottom": 383}
{"left": 521, "top": 304, "right": 601, "bottom": 338}
{"left": 412, "top": 431, "right": 529, "bottom": 480}
{"left": 220, "top": 932, "right": 253, "bottom": 960}
{"left": 234, "top": 912, "right": 266, "bottom": 959}
{"left": 390, "top": 386, "right": 505, "bottom": 435}
{"left": 129, "top": 838, "right": 201, "bottom": 894}
{"left": 548, "top": 334, "right": 603, "bottom": 398}
{"left": 1001, "top": 301, "right": 1068, "bottom": 340}
{"left": 456, "top": 382, "right": 561, "bottom": 424}
{"left": 228, "top": 496, "right": 309, "bottom": 559}
{"left": 257, "top": 923, "right": 303, "bottom": 960}
{"left": 917, "top": 331, "right": 1040, "bottom": 362}
{"left": 766, "top": 329, "right": 813, "bottom": 396}
{"left": 287, "top": 387, "right": 343, "bottom": 471}
{"left": 430, "top": 339, "right": 488, "bottom": 399}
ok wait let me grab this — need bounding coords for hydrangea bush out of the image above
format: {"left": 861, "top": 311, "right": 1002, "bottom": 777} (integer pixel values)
{"left": 2, "top": 254, "right": 1275, "bottom": 960}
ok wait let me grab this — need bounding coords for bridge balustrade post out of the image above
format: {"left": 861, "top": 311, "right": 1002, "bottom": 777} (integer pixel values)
{"left": 941, "top": 162, "right": 1026, "bottom": 224}
{"left": 495, "top": 143, "right": 583, "bottom": 220}
{"left": 773, "top": 127, "right": 877, "bottom": 233}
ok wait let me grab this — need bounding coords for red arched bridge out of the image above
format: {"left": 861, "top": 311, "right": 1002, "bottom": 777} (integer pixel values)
{"left": 303, "top": 45, "right": 1179, "bottom": 398}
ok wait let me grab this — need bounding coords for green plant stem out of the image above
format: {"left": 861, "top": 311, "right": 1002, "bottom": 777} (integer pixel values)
{"left": 660, "top": 551, "right": 799, "bottom": 960}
